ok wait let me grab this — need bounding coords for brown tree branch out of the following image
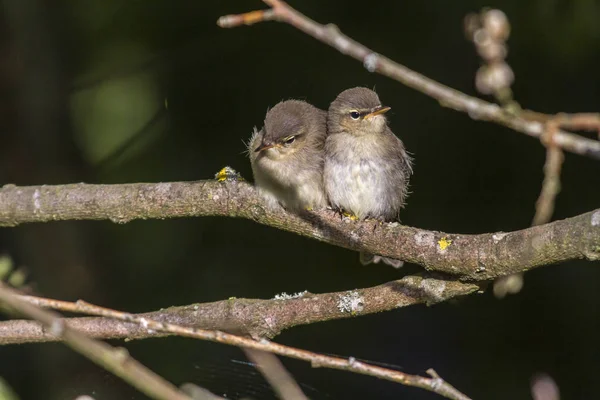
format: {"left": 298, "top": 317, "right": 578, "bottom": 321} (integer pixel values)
{"left": 0, "top": 275, "right": 477, "bottom": 342}
{"left": 3, "top": 294, "right": 472, "bottom": 400}
{"left": 0, "top": 284, "right": 193, "bottom": 400}
{"left": 0, "top": 181, "right": 598, "bottom": 281}
{"left": 217, "top": 1, "right": 600, "bottom": 160}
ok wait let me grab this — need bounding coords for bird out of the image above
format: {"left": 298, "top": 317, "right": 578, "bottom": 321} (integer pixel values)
{"left": 324, "top": 87, "right": 413, "bottom": 268}
{"left": 248, "top": 100, "right": 328, "bottom": 212}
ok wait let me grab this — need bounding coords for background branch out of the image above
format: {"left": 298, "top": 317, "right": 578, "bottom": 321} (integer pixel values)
{"left": 217, "top": 0, "right": 600, "bottom": 160}
{"left": 0, "top": 181, "right": 598, "bottom": 281}
{"left": 0, "top": 275, "right": 477, "bottom": 343}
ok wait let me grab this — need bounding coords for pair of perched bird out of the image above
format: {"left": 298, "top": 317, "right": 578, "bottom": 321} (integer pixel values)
{"left": 248, "top": 87, "right": 413, "bottom": 267}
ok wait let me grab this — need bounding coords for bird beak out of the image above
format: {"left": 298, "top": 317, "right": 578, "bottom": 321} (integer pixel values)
{"left": 254, "top": 142, "right": 277, "bottom": 152}
{"left": 363, "top": 105, "right": 391, "bottom": 120}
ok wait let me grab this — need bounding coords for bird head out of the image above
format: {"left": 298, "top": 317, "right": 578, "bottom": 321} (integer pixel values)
{"left": 255, "top": 100, "right": 322, "bottom": 160}
{"left": 328, "top": 87, "right": 390, "bottom": 136}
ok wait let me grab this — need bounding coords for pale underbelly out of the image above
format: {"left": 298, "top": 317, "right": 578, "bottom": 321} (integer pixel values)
{"left": 327, "top": 159, "right": 399, "bottom": 219}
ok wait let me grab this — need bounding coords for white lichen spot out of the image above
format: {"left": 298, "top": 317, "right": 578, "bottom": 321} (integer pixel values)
{"left": 155, "top": 182, "right": 172, "bottom": 196}
{"left": 213, "top": 194, "right": 220, "bottom": 201}
{"left": 492, "top": 232, "right": 507, "bottom": 242}
{"left": 592, "top": 210, "right": 600, "bottom": 227}
{"left": 140, "top": 318, "right": 149, "bottom": 329}
{"left": 273, "top": 290, "right": 308, "bottom": 300}
{"left": 420, "top": 279, "right": 447, "bottom": 303}
{"left": 348, "top": 356, "right": 357, "bottom": 366}
{"left": 337, "top": 290, "right": 364, "bottom": 313}
{"left": 414, "top": 231, "right": 435, "bottom": 247}
{"left": 33, "top": 189, "right": 41, "bottom": 213}
{"left": 193, "top": 305, "right": 199, "bottom": 311}
{"left": 363, "top": 53, "right": 379, "bottom": 72}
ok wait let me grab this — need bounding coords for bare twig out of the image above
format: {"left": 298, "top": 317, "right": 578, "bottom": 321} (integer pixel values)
{"left": 4, "top": 275, "right": 477, "bottom": 342}
{"left": 533, "top": 119, "right": 565, "bottom": 226}
{"left": 8, "top": 296, "right": 471, "bottom": 400}
{"left": 0, "top": 285, "right": 192, "bottom": 400}
{"left": 556, "top": 113, "right": 600, "bottom": 138}
{"left": 217, "top": 1, "right": 600, "bottom": 159}
{"left": 0, "top": 181, "right": 598, "bottom": 281}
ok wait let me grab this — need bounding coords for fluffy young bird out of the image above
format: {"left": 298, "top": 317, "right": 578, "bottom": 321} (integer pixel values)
{"left": 249, "top": 100, "right": 328, "bottom": 211}
{"left": 324, "top": 87, "right": 413, "bottom": 267}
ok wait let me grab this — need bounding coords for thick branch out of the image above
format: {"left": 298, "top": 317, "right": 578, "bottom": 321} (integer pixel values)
{"left": 218, "top": 1, "right": 600, "bottom": 160}
{"left": 1, "top": 181, "right": 598, "bottom": 281}
{"left": 0, "top": 275, "right": 477, "bottom": 343}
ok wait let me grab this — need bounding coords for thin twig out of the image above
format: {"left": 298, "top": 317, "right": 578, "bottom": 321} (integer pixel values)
{"left": 13, "top": 295, "right": 472, "bottom": 400}
{"left": 217, "top": 1, "right": 600, "bottom": 159}
{"left": 533, "top": 119, "right": 564, "bottom": 226}
{"left": 0, "top": 284, "right": 192, "bottom": 400}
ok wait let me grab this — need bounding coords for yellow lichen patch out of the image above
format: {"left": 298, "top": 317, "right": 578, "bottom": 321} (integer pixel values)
{"left": 215, "top": 166, "right": 243, "bottom": 182}
{"left": 215, "top": 167, "right": 230, "bottom": 182}
{"left": 342, "top": 211, "right": 358, "bottom": 221}
{"left": 438, "top": 236, "right": 452, "bottom": 251}
{"left": 305, "top": 206, "right": 314, "bottom": 211}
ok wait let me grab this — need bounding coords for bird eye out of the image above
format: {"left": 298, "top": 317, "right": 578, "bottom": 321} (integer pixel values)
{"left": 283, "top": 136, "right": 296, "bottom": 145}
{"left": 349, "top": 111, "right": 360, "bottom": 120}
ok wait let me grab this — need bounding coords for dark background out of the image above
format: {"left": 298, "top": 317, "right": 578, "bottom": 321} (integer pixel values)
{"left": 0, "top": 1, "right": 599, "bottom": 399}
